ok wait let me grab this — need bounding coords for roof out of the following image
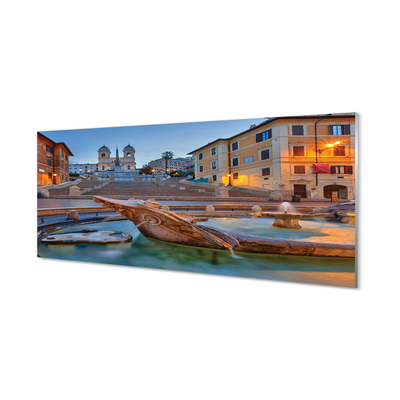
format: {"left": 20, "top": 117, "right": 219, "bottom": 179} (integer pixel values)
{"left": 37, "top": 132, "right": 74, "bottom": 156}
{"left": 124, "top": 144, "right": 134, "bottom": 149}
{"left": 98, "top": 145, "right": 110, "bottom": 151}
{"left": 187, "top": 113, "right": 355, "bottom": 154}
{"left": 187, "top": 138, "right": 228, "bottom": 155}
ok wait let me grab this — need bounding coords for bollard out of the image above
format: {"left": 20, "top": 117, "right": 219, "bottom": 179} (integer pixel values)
{"left": 66, "top": 210, "right": 79, "bottom": 222}
{"left": 251, "top": 205, "right": 262, "bottom": 217}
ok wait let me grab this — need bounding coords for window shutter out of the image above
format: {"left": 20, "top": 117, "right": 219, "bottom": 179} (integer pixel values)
{"left": 256, "top": 133, "right": 262, "bottom": 143}
{"left": 267, "top": 129, "right": 272, "bottom": 139}
{"left": 329, "top": 125, "right": 333, "bottom": 135}
{"left": 330, "top": 166, "right": 336, "bottom": 174}
{"left": 347, "top": 166, "right": 353, "bottom": 174}
{"left": 343, "top": 125, "right": 351, "bottom": 135}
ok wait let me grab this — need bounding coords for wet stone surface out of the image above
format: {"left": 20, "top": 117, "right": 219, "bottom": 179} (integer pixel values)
{"left": 41, "top": 230, "right": 132, "bottom": 244}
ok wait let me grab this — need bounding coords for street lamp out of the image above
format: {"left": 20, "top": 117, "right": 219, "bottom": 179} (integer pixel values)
{"left": 53, "top": 173, "right": 57, "bottom": 184}
{"left": 313, "top": 141, "right": 344, "bottom": 199}
{"left": 317, "top": 141, "right": 341, "bottom": 154}
{"left": 227, "top": 174, "right": 232, "bottom": 186}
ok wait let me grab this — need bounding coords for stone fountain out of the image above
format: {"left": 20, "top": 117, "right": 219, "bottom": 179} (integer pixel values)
{"left": 259, "top": 202, "right": 331, "bottom": 229}
{"left": 89, "top": 196, "right": 355, "bottom": 258}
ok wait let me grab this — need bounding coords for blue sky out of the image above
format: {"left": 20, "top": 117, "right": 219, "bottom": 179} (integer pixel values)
{"left": 41, "top": 117, "right": 266, "bottom": 167}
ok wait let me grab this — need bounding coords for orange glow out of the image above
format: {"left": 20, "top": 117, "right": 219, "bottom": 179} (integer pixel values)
{"left": 334, "top": 141, "right": 341, "bottom": 145}
{"left": 326, "top": 144, "right": 334, "bottom": 147}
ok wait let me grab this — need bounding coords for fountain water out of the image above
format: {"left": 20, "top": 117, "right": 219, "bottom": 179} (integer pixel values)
{"left": 259, "top": 202, "right": 331, "bottom": 229}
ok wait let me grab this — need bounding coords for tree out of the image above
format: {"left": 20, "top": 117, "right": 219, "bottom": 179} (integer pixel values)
{"left": 169, "top": 169, "right": 186, "bottom": 177}
{"left": 161, "top": 151, "right": 174, "bottom": 173}
{"left": 139, "top": 164, "right": 153, "bottom": 175}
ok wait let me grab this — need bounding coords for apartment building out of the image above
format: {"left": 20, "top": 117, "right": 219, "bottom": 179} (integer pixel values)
{"left": 188, "top": 114, "right": 356, "bottom": 199}
{"left": 148, "top": 156, "right": 194, "bottom": 174}
{"left": 37, "top": 132, "right": 74, "bottom": 186}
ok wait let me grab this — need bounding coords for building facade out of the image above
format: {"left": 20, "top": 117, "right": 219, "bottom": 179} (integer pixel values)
{"left": 37, "top": 132, "right": 74, "bottom": 186}
{"left": 69, "top": 163, "right": 98, "bottom": 174}
{"left": 148, "top": 156, "right": 194, "bottom": 174}
{"left": 97, "top": 144, "right": 137, "bottom": 172}
{"left": 188, "top": 114, "right": 356, "bottom": 200}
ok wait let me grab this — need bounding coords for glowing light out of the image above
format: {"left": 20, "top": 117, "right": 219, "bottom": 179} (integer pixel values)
{"left": 334, "top": 141, "right": 341, "bottom": 145}
{"left": 326, "top": 144, "right": 334, "bottom": 147}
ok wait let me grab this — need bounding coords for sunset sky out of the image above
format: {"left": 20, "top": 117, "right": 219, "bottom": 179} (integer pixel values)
{"left": 41, "top": 117, "right": 266, "bottom": 167}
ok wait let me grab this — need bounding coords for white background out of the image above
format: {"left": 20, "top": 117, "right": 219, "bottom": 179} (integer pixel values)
{"left": 1, "top": 1, "right": 399, "bottom": 399}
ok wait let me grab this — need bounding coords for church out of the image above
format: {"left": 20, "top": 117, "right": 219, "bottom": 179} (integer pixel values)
{"left": 97, "top": 144, "right": 137, "bottom": 172}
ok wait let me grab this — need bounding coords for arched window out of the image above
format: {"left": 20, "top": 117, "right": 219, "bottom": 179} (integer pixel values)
{"left": 48, "top": 159, "right": 52, "bottom": 167}
{"left": 102, "top": 166, "right": 105, "bottom": 170}
{"left": 101, "top": 153, "right": 105, "bottom": 158}
{"left": 127, "top": 165, "right": 131, "bottom": 170}
{"left": 127, "top": 152, "right": 131, "bottom": 157}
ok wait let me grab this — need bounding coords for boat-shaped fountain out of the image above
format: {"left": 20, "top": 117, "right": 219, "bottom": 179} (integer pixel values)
{"left": 89, "top": 196, "right": 355, "bottom": 258}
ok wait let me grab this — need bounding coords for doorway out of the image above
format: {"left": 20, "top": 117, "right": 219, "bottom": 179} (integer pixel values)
{"left": 293, "top": 184, "right": 307, "bottom": 198}
{"left": 323, "top": 185, "right": 348, "bottom": 199}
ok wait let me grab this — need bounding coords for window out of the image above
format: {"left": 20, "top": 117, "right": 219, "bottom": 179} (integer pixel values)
{"left": 232, "top": 158, "right": 239, "bottom": 167}
{"left": 293, "top": 146, "right": 305, "bottom": 156}
{"left": 330, "top": 165, "right": 353, "bottom": 174}
{"left": 62, "top": 150, "right": 64, "bottom": 157}
{"left": 211, "top": 161, "right": 217, "bottom": 169}
{"left": 127, "top": 152, "right": 132, "bottom": 157}
{"left": 199, "top": 153, "right": 203, "bottom": 160}
{"left": 294, "top": 166, "right": 306, "bottom": 174}
{"left": 334, "top": 145, "right": 346, "bottom": 156}
{"left": 46, "top": 145, "right": 53, "bottom": 154}
{"left": 244, "top": 156, "right": 253, "bottom": 164}
{"left": 262, "top": 167, "right": 270, "bottom": 176}
{"left": 211, "top": 147, "right": 216, "bottom": 156}
{"left": 199, "top": 165, "right": 204, "bottom": 172}
{"left": 102, "top": 166, "right": 105, "bottom": 170}
{"left": 261, "top": 149, "right": 270, "bottom": 160}
{"left": 212, "top": 175, "right": 217, "bottom": 181}
{"left": 101, "top": 153, "right": 106, "bottom": 158}
{"left": 47, "top": 159, "right": 52, "bottom": 167}
{"left": 232, "top": 142, "right": 238, "bottom": 151}
{"left": 62, "top": 175, "right": 64, "bottom": 181}
{"left": 256, "top": 129, "right": 272, "bottom": 143}
{"left": 48, "top": 172, "right": 52, "bottom": 179}
{"left": 127, "top": 165, "right": 131, "bottom": 170}
{"left": 62, "top": 162, "right": 64, "bottom": 169}
{"left": 329, "top": 125, "right": 351, "bottom": 135}
{"left": 292, "top": 126, "right": 304, "bottom": 135}
{"left": 233, "top": 173, "right": 239, "bottom": 179}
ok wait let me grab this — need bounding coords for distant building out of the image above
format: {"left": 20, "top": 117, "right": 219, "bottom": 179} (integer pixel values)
{"left": 188, "top": 114, "right": 356, "bottom": 200}
{"left": 69, "top": 163, "right": 98, "bottom": 174}
{"left": 98, "top": 144, "right": 136, "bottom": 172}
{"left": 149, "top": 156, "right": 194, "bottom": 174}
{"left": 37, "top": 132, "right": 74, "bottom": 186}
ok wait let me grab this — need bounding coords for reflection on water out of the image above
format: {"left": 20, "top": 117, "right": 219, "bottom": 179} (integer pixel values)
{"left": 38, "top": 219, "right": 356, "bottom": 287}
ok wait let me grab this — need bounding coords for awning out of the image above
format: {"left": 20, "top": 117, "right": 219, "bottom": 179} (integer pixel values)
{"left": 312, "top": 163, "right": 330, "bottom": 173}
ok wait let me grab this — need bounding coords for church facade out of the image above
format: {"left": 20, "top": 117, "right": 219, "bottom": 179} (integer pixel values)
{"left": 97, "top": 144, "right": 137, "bottom": 172}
